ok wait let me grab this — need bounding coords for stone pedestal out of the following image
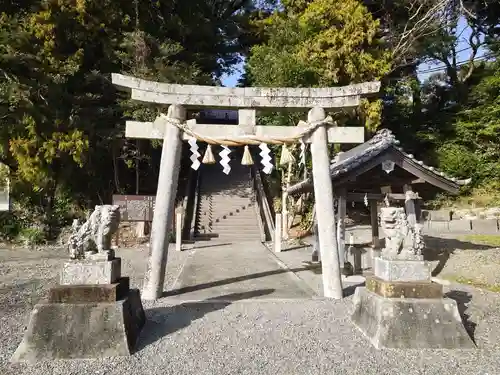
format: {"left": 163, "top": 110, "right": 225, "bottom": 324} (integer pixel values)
{"left": 12, "top": 255, "right": 145, "bottom": 362}
{"left": 61, "top": 258, "right": 121, "bottom": 285}
{"left": 351, "top": 257, "right": 475, "bottom": 349}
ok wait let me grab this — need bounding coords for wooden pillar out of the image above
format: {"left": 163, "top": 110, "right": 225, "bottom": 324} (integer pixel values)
{"left": 369, "top": 199, "right": 379, "bottom": 248}
{"left": 336, "top": 189, "right": 347, "bottom": 265}
{"left": 274, "top": 213, "right": 282, "bottom": 253}
{"left": 282, "top": 163, "right": 292, "bottom": 240}
{"left": 309, "top": 107, "right": 343, "bottom": 299}
{"left": 310, "top": 205, "right": 320, "bottom": 262}
{"left": 175, "top": 212, "right": 182, "bottom": 252}
{"left": 403, "top": 184, "right": 417, "bottom": 226}
{"left": 142, "top": 105, "right": 185, "bottom": 300}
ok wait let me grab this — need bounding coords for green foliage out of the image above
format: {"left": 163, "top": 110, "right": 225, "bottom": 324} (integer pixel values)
{"left": 247, "top": 0, "right": 391, "bottom": 132}
{"left": 0, "top": 0, "right": 259, "bottom": 241}
{"left": 0, "top": 0, "right": 499, "bottom": 244}
{"left": 18, "top": 226, "right": 47, "bottom": 248}
{"left": 436, "top": 144, "right": 479, "bottom": 179}
{"left": 248, "top": 0, "right": 391, "bottom": 86}
{"left": 0, "top": 213, "right": 22, "bottom": 241}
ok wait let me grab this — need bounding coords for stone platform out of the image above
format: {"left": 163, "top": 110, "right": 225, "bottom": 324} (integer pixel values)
{"left": 351, "top": 287, "right": 475, "bottom": 349}
{"left": 12, "top": 288, "right": 145, "bottom": 361}
{"left": 13, "top": 249, "right": 146, "bottom": 362}
{"left": 351, "top": 256, "right": 476, "bottom": 349}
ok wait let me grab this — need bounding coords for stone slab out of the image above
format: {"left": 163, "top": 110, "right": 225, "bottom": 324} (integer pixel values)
{"left": 48, "top": 277, "right": 130, "bottom": 303}
{"left": 61, "top": 258, "right": 121, "bottom": 285}
{"left": 366, "top": 276, "right": 443, "bottom": 299}
{"left": 351, "top": 287, "right": 476, "bottom": 349}
{"left": 471, "top": 219, "right": 499, "bottom": 233}
{"left": 112, "top": 73, "right": 380, "bottom": 109}
{"left": 85, "top": 249, "right": 115, "bottom": 261}
{"left": 126, "top": 121, "right": 365, "bottom": 144}
{"left": 374, "top": 257, "right": 431, "bottom": 282}
{"left": 11, "top": 289, "right": 145, "bottom": 361}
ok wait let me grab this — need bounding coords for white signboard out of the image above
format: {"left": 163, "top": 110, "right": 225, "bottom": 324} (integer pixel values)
{"left": 0, "top": 163, "right": 10, "bottom": 211}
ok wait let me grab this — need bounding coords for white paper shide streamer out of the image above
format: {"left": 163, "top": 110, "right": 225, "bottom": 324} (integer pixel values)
{"left": 188, "top": 137, "right": 201, "bottom": 170}
{"left": 219, "top": 146, "right": 232, "bottom": 175}
{"left": 299, "top": 140, "right": 306, "bottom": 167}
{"left": 259, "top": 143, "right": 273, "bottom": 174}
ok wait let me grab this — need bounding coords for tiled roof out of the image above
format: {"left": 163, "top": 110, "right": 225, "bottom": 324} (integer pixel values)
{"left": 287, "top": 129, "right": 470, "bottom": 195}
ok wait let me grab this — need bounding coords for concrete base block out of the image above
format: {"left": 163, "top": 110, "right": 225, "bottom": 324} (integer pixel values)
{"left": 61, "top": 258, "right": 121, "bottom": 285}
{"left": 48, "top": 277, "right": 130, "bottom": 303}
{"left": 366, "top": 276, "right": 443, "bottom": 299}
{"left": 351, "top": 287, "right": 476, "bottom": 349}
{"left": 11, "top": 289, "right": 145, "bottom": 361}
{"left": 374, "top": 257, "right": 431, "bottom": 282}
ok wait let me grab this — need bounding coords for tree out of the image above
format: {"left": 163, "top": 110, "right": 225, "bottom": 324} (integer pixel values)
{"left": 246, "top": 0, "right": 393, "bottom": 131}
{"left": 1, "top": 0, "right": 261, "bottom": 239}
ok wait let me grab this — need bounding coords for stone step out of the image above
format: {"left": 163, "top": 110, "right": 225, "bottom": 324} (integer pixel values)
{"left": 197, "top": 223, "right": 261, "bottom": 231}
{"left": 195, "top": 233, "right": 260, "bottom": 242}
{"left": 206, "top": 208, "right": 255, "bottom": 214}
{"left": 211, "top": 230, "right": 261, "bottom": 235}
{"left": 199, "top": 196, "right": 254, "bottom": 202}
{"left": 202, "top": 209, "right": 257, "bottom": 216}
{"left": 198, "top": 206, "right": 256, "bottom": 213}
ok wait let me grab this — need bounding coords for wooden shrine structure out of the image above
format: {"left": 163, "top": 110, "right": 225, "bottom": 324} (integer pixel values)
{"left": 288, "top": 128, "right": 470, "bottom": 263}
{"left": 112, "top": 73, "right": 381, "bottom": 300}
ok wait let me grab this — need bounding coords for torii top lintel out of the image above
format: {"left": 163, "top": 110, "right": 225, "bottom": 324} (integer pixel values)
{"left": 111, "top": 73, "right": 381, "bottom": 110}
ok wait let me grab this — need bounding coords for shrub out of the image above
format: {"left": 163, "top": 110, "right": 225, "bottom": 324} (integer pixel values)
{"left": 18, "top": 226, "right": 47, "bottom": 248}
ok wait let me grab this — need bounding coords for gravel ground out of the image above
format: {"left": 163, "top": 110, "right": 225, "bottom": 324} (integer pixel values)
{"left": 423, "top": 235, "right": 500, "bottom": 286}
{"left": 2, "top": 243, "right": 500, "bottom": 375}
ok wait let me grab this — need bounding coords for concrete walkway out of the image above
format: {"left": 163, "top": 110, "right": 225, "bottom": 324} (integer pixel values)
{"left": 165, "top": 242, "right": 315, "bottom": 302}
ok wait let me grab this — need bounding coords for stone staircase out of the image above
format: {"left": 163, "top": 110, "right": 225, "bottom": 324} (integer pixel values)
{"left": 194, "top": 161, "right": 262, "bottom": 243}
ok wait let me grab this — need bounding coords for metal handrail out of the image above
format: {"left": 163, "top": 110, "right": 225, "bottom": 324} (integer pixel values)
{"left": 251, "top": 165, "right": 275, "bottom": 241}
{"left": 190, "top": 170, "right": 203, "bottom": 239}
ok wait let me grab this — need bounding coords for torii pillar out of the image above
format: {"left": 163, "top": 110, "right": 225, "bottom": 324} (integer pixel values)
{"left": 142, "top": 105, "right": 185, "bottom": 300}
{"left": 308, "top": 108, "right": 343, "bottom": 298}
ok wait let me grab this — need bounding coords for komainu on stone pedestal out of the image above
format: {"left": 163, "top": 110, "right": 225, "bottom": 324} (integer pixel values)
{"left": 68, "top": 205, "right": 120, "bottom": 260}
{"left": 379, "top": 207, "right": 424, "bottom": 259}
{"left": 12, "top": 204, "right": 146, "bottom": 362}
{"left": 351, "top": 205, "right": 476, "bottom": 349}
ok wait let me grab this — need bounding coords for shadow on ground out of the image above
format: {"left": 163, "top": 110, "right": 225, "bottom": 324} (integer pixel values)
{"left": 136, "top": 289, "right": 275, "bottom": 352}
{"left": 423, "top": 235, "right": 498, "bottom": 277}
{"left": 445, "top": 290, "right": 477, "bottom": 344}
{"left": 164, "top": 267, "right": 315, "bottom": 297}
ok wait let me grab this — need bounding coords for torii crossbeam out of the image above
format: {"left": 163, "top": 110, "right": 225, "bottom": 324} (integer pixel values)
{"left": 112, "top": 73, "right": 381, "bottom": 300}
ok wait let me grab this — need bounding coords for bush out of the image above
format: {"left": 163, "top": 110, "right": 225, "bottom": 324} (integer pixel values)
{"left": 0, "top": 187, "right": 83, "bottom": 244}
{"left": 0, "top": 212, "right": 23, "bottom": 241}
{"left": 168, "top": 231, "right": 175, "bottom": 243}
{"left": 437, "top": 143, "right": 479, "bottom": 180}
{"left": 17, "top": 226, "right": 47, "bottom": 248}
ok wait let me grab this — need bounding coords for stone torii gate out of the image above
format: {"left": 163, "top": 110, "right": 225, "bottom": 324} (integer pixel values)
{"left": 112, "top": 73, "right": 380, "bottom": 300}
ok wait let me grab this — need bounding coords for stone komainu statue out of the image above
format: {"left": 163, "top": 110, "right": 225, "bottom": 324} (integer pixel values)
{"left": 68, "top": 205, "right": 121, "bottom": 259}
{"left": 380, "top": 206, "right": 424, "bottom": 258}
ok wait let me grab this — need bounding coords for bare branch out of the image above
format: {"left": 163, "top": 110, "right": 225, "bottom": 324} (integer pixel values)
{"left": 392, "top": 0, "right": 451, "bottom": 63}
{"left": 390, "top": 0, "right": 481, "bottom": 67}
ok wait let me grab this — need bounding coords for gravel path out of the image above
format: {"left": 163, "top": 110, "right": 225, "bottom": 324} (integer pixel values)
{"left": 2, "top": 244, "right": 500, "bottom": 375}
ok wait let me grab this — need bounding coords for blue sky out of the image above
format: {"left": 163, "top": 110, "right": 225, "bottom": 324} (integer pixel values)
{"left": 221, "top": 60, "right": 245, "bottom": 87}
{"left": 221, "top": 17, "right": 486, "bottom": 87}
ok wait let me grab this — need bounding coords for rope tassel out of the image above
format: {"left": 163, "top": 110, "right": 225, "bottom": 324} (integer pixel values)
{"left": 241, "top": 145, "right": 254, "bottom": 166}
{"left": 202, "top": 144, "right": 216, "bottom": 164}
{"left": 279, "top": 144, "right": 295, "bottom": 166}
